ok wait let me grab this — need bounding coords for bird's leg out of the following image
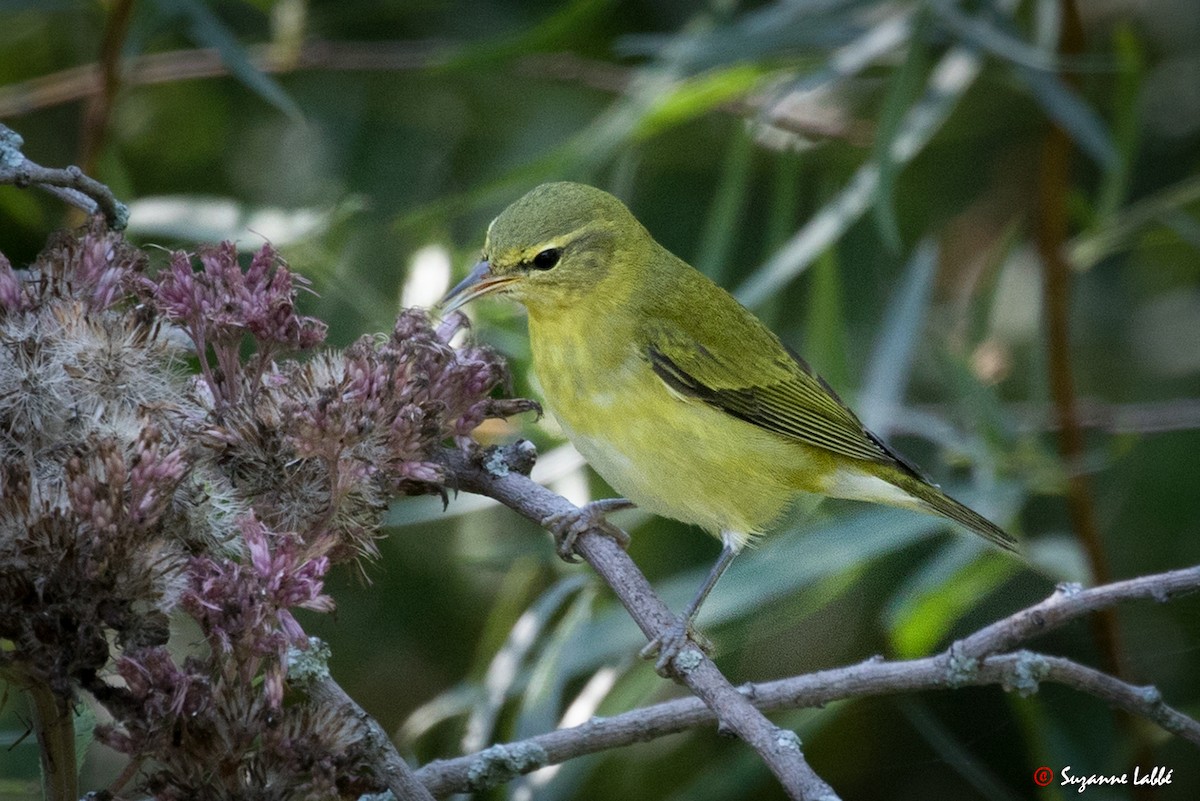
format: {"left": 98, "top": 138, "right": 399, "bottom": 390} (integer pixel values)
{"left": 541, "top": 498, "right": 635, "bottom": 563}
{"left": 641, "top": 533, "right": 742, "bottom": 677}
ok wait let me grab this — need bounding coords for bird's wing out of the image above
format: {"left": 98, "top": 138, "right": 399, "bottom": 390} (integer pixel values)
{"left": 645, "top": 326, "right": 901, "bottom": 465}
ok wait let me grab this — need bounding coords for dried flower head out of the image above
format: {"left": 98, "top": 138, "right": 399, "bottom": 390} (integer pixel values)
{"left": 1, "top": 220, "right": 529, "bottom": 799}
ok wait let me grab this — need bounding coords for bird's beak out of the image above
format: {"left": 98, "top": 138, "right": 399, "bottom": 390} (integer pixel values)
{"left": 439, "top": 260, "right": 518, "bottom": 315}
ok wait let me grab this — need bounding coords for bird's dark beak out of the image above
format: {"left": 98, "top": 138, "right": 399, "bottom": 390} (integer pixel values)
{"left": 439, "top": 260, "right": 517, "bottom": 315}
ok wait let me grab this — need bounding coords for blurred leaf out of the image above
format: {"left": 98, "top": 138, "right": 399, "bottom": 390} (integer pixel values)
{"left": 885, "top": 538, "right": 1021, "bottom": 658}
{"left": 1164, "top": 209, "right": 1200, "bottom": 254}
{"left": 151, "top": 0, "right": 301, "bottom": 119}
{"left": 124, "top": 195, "right": 353, "bottom": 244}
{"left": 935, "top": 346, "right": 1018, "bottom": 459}
{"left": 73, "top": 704, "right": 95, "bottom": 773}
{"left": 804, "top": 243, "right": 850, "bottom": 392}
{"left": 1069, "top": 174, "right": 1200, "bottom": 270}
{"left": 513, "top": 585, "right": 598, "bottom": 742}
{"left": 617, "top": 0, "right": 866, "bottom": 72}
{"left": 694, "top": 124, "right": 754, "bottom": 282}
{"left": 896, "top": 699, "right": 1027, "bottom": 801}
{"left": 397, "top": 682, "right": 485, "bottom": 746}
{"left": 870, "top": 24, "right": 932, "bottom": 253}
{"left": 634, "top": 65, "right": 767, "bottom": 139}
{"left": 858, "top": 238, "right": 938, "bottom": 432}
{"left": 462, "top": 574, "right": 589, "bottom": 753}
{"left": 560, "top": 506, "right": 951, "bottom": 676}
{"left": 0, "top": 0, "right": 74, "bottom": 9}
{"left": 930, "top": 0, "right": 1058, "bottom": 71}
{"left": 764, "top": 148, "right": 804, "bottom": 253}
{"left": 1013, "top": 64, "right": 1117, "bottom": 169}
{"left": 738, "top": 46, "right": 984, "bottom": 308}
{"left": 1094, "top": 23, "right": 1145, "bottom": 222}
{"left": 441, "top": 0, "right": 616, "bottom": 70}
{"left": 469, "top": 558, "right": 545, "bottom": 681}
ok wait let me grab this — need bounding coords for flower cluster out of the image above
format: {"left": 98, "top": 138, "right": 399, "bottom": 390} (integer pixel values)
{"left": 142, "top": 241, "right": 327, "bottom": 408}
{"left": 96, "top": 518, "right": 369, "bottom": 801}
{"left": 0, "top": 222, "right": 526, "bottom": 799}
{"left": 1, "top": 223, "right": 187, "bottom": 702}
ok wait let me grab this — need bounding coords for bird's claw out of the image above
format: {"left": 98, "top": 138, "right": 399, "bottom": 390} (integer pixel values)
{"left": 541, "top": 498, "right": 634, "bottom": 563}
{"left": 640, "top": 616, "right": 714, "bottom": 677}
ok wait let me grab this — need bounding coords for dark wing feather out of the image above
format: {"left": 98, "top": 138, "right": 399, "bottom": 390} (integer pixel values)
{"left": 646, "top": 337, "right": 913, "bottom": 469}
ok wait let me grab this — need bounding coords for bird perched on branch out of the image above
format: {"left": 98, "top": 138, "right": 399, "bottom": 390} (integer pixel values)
{"left": 441, "top": 181, "right": 1016, "bottom": 673}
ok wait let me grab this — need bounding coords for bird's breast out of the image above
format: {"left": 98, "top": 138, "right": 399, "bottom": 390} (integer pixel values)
{"left": 526, "top": 313, "right": 821, "bottom": 539}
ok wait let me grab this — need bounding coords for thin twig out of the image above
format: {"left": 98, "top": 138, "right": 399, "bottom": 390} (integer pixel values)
{"left": 0, "top": 124, "right": 129, "bottom": 229}
{"left": 442, "top": 442, "right": 839, "bottom": 801}
{"left": 413, "top": 568, "right": 1200, "bottom": 797}
{"left": 78, "top": 0, "right": 136, "bottom": 178}
{"left": 0, "top": 41, "right": 857, "bottom": 143}
{"left": 1034, "top": 7, "right": 1152, "bottom": 785}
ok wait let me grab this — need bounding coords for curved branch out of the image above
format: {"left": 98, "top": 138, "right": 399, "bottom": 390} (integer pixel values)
{"left": 308, "top": 676, "right": 436, "bottom": 801}
{"left": 0, "top": 124, "right": 129, "bottom": 229}
{"left": 413, "top": 565, "right": 1200, "bottom": 797}
{"left": 441, "top": 443, "right": 838, "bottom": 801}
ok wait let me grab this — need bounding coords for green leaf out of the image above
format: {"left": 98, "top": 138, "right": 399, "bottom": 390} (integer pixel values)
{"left": 152, "top": 0, "right": 301, "bottom": 119}
{"left": 694, "top": 125, "right": 754, "bottom": 282}
{"left": 804, "top": 242, "right": 850, "bottom": 393}
{"left": 885, "top": 539, "right": 1021, "bottom": 658}
{"left": 440, "top": 0, "right": 617, "bottom": 70}
{"left": 870, "top": 25, "right": 932, "bottom": 253}
{"left": 633, "top": 64, "right": 768, "bottom": 139}
{"left": 1095, "top": 23, "right": 1146, "bottom": 221}
{"left": 513, "top": 585, "right": 597, "bottom": 741}
{"left": 858, "top": 238, "right": 938, "bottom": 431}
{"left": 737, "top": 45, "right": 983, "bottom": 308}
{"left": 559, "top": 506, "right": 950, "bottom": 676}
{"left": 1013, "top": 65, "right": 1118, "bottom": 169}
{"left": 1069, "top": 174, "right": 1200, "bottom": 270}
{"left": 461, "top": 574, "right": 589, "bottom": 752}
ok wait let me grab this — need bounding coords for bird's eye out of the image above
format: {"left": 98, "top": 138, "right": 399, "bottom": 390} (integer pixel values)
{"left": 531, "top": 248, "right": 561, "bottom": 270}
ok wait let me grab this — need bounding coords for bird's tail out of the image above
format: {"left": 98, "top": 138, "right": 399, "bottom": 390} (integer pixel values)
{"left": 887, "top": 469, "right": 1018, "bottom": 553}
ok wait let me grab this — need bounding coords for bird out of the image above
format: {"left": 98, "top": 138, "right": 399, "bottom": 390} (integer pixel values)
{"left": 440, "top": 181, "right": 1016, "bottom": 673}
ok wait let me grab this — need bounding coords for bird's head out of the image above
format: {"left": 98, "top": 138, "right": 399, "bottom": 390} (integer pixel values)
{"left": 440, "top": 182, "right": 648, "bottom": 316}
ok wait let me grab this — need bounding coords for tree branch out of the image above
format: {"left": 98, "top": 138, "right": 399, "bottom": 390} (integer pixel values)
{"left": 0, "top": 124, "right": 129, "bottom": 229}
{"left": 308, "top": 676, "right": 436, "bottom": 801}
{"left": 413, "top": 566, "right": 1200, "bottom": 797}
{"left": 441, "top": 442, "right": 839, "bottom": 801}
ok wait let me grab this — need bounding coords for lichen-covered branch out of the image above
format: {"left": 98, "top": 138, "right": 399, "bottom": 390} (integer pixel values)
{"left": 0, "top": 124, "right": 129, "bottom": 228}
{"left": 413, "top": 565, "right": 1200, "bottom": 797}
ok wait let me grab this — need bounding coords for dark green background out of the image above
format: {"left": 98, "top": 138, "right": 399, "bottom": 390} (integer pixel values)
{"left": 2, "top": 1, "right": 1199, "bottom": 799}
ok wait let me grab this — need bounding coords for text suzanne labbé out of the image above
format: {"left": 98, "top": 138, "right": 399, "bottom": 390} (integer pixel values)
{"left": 1060, "top": 765, "right": 1173, "bottom": 793}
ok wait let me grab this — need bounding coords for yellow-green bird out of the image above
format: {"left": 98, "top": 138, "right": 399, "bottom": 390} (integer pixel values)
{"left": 442, "top": 182, "right": 1015, "bottom": 671}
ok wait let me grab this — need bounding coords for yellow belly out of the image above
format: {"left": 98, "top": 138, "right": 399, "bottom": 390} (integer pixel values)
{"left": 528, "top": 317, "right": 828, "bottom": 544}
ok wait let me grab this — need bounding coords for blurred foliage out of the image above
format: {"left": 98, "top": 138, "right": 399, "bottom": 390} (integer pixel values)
{"left": 3, "top": 0, "right": 1200, "bottom": 799}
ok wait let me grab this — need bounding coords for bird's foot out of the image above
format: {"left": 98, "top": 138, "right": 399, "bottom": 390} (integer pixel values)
{"left": 541, "top": 498, "right": 634, "bottom": 563}
{"left": 640, "top": 616, "right": 714, "bottom": 677}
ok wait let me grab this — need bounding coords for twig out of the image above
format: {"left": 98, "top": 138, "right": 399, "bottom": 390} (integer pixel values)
{"left": 1037, "top": 0, "right": 1122, "bottom": 672}
{"left": 441, "top": 442, "right": 839, "bottom": 801}
{"left": 0, "top": 41, "right": 857, "bottom": 143}
{"left": 0, "top": 124, "right": 129, "bottom": 229}
{"left": 25, "top": 679, "right": 79, "bottom": 801}
{"left": 413, "top": 569, "right": 1200, "bottom": 797}
{"left": 307, "top": 676, "right": 437, "bottom": 801}
{"left": 78, "top": 0, "right": 137, "bottom": 177}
